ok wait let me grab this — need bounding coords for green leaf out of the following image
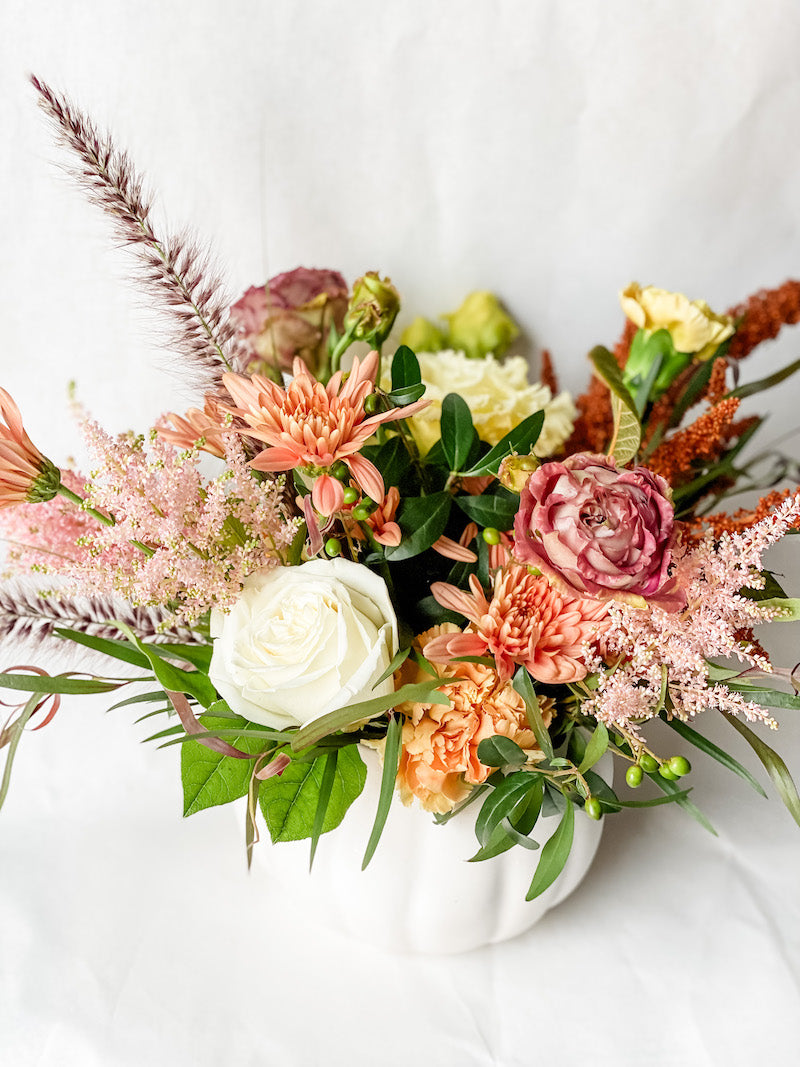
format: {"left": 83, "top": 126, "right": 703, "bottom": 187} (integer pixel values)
{"left": 113, "top": 620, "right": 217, "bottom": 707}
{"left": 583, "top": 768, "right": 620, "bottom": 810}
{"left": 476, "top": 735, "right": 527, "bottom": 769}
{"left": 309, "top": 750, "right": 339, "bottom": 868}
{"left": 455, "top": 487, "right": 519, "bottom": 530}
{"left": 722, "top": 713, "right": 800, "bottom": 827}
{"left": 469, "top": 779, "right": 544, "bottom": 862}
{"left": 512, "top": 668, "right": 554, "bottom": 760}
{"left": 753, "top": 597, "right": 800, "bottom": 622}
{"left": 384, "top": 491, "right": 452, "bottom": 561}
{"left": 440, "top": 393, "right": 478, "bottom": 472}
{"left": 460, "top": 410, "right": 545, "bottom": 477}
{"left": 616, "top": 788, "right": 694, "bottom": 808}
{"left": 474, "top": 770, "right": 537, "bottom": 848}
{"left": 0, "top": 672, "right": 125, "bottom": 695}
{"left": 390, "top": 345, "right": 422, "bottom": 390}
{"left": 259, "top": 744, "right": 367, "bottom": 842}
{"left": 665, "top": 716, "right": 767, "bottom": 797}
{"left": 526, "top": 796, "right": 575, "bottom": 900}
{"left": 668, "top": 355, "right": 718, "bottom": 428}
{"left": 577, "top": 722, "right": 609, "bottom": 774}
{"left": 728, "top": 355, "right": 800, "bottom": 401}
{"left": 740, "top": 571, "right": 788, "bottom": 602}
{"left": 53, "top": 628, "right": 152, "bottom": 670}
{"left": 362, "top": 713, "right": 403, "bottom": 869}
{"left": 723, "top": 684, "right": 800, "bottom": 710}
{"left": 107, "top": 690, "right": 170, "bottom": 711}
{"left": 153, "top": 642, "right": 213, "bottom": 671}
{"left": 291, "top": 679, "right": 450, "bottom": 751}
{"left": 648, "top": 772, "right": 717, "bottom": 834}
{"left": 589, "top": 346, "right": 642, "bottom": 464}
{"left": 365, "top": 436, "right": 412, "bottom": 489}
{"left": 181, "top": 714, "right": 265, "bottom": 816}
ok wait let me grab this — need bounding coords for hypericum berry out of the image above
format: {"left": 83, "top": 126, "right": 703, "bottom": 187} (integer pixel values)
{"left": 324, "top": 537, "right": 341, "bottom": 557}
{"left": 639, "top": 753, "right": 659, "bottom": 774}
{"left": 658, "top": 764, "right": 679, "bottom": 781}
{"left": 342, "top": 486, "right": 359, "bottom": 506}
{"left": 584, "top": 797, "right": 602, "bottom": 820}
{"left": 351, "top": 503, "right": 373, "bottom": 522}
{"left": 330, "top": 460, "right": 350, "bottom": 481}
{"left": 626, "top": 765, "right": 644, "bottom": 789}
{"left": 482, "top": 526, "right": 501, "bottom": 545}
{"left": 668, "top": 755, "right": 691, "bottom": 778}
{"left": 363, "top": 393, "right": 379, "bottom": 415}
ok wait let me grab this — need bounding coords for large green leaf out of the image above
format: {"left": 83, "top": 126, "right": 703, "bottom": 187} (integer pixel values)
{"left": 455, "top": 487, "right": 519, "bottom": 530}
{"left": 114, "top": 620, "right": 217, "bottom": 707}
{"left": 460, "top": 410, "right": 545, "bottom": 478}
{"left": 181, "top": 714, "right": 265, "bottom": 816}
{"left": 384, "top": 491, "right": 452, "bottom": 561}
{"left": 723, "top": 713, "right": 800, "bottom": 827}
{"left": 258, "top": 744, "right": 367, "bottom": 842}
{"left": 526, "top": 796, "right": 575, "bottom": 900}
{"left": 440, "top": 392, "right": 478, "bottom": 472}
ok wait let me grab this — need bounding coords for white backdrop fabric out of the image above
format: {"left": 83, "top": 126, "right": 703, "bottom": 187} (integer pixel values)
{"left": 2, "top": 3, "right": 800, "bottom": 1065}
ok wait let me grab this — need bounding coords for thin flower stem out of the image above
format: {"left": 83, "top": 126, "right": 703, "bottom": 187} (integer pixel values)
{"left": 57, "top": 484, "right": 114, "bottom": 526}
{"left": 0, "top": 694, "right": 40, "bottom": 813}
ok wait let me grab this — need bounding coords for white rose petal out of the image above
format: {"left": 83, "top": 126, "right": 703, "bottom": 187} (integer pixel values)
{"left": 209, "top": 558, "right": 398, "bottom": 730}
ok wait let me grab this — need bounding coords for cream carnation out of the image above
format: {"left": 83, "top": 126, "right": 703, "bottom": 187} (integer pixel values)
{"left": 386, "top": 350, "right": 576, "bottom": 459}
{"left": 209, "top": 558, "right": 398, "bottom": 730}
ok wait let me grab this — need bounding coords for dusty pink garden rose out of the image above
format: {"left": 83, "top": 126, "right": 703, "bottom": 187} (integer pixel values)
{"left": 513, "top": 452, "right": 684, "bottom": 610}
{"left": 231, "top": 268, "right": 348, "bottom": 375}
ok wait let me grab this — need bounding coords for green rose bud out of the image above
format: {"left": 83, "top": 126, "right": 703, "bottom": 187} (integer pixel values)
{"left": 443, "top": 291, "right": 520, "bottom": 359}
{"left": 400, "top": 316, "right": 446, "bottom": 353}
{"left": 497, "top": 453, "right": 540, "bottom": 494}
{"left": 344, "top": 272, "right": 401, "bottom": 345}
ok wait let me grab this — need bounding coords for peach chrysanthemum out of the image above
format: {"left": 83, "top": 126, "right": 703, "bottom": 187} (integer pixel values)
{"left": 156, "top": 397, "right": 230, "bottom": 459}
{"left": 426, "top": 564, "right": 609, "bottom": 684}
{"left": 393, "top": 625, "right": 548, "bottom": 813}
{"left": 0, "top": 389, "right": 59, "bottom": 508}
{"left": 221, "top": 352, "right": 427, "bottom": 503}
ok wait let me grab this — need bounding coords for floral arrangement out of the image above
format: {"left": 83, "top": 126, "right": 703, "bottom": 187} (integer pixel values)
{"left": 2, "top": 78, "right": 800, "bottom": 904}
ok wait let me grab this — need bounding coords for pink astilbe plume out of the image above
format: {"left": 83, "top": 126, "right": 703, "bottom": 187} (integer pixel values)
{"left": 31, "top": 76, "right": 248, "bottom": 390}
{"left": 426, "top": 564, "right": 610, "bottom": 684}
{"left": 583, "top": 493, "right": 800, "bottom": 731}
{"left": 221, "top": 352, "right": 427, "bottom": 502}
{"left": 0, "top": 469, "right": 98, "bottom": 573}
{"left": 8, "top": 417, "right": 298, "bottom": 624}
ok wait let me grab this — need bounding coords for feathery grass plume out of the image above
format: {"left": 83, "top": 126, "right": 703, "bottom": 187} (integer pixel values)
{"left": 30, "top": 75, "right": 247, "bottom": 390}
{"left": 0, "top": 584, "right": 198, "bottom": 648}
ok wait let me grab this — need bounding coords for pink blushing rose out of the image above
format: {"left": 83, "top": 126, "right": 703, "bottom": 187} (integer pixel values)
{"left": 514, "top": 452, "right": 684, "bottom": 610}
{"left": 230, "top": 268, "right": 348, "bottom": 375}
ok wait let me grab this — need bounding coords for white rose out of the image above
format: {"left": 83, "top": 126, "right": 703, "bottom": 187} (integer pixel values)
{"left": 209, "top": 558, "right": 398, "bottom": 730}
{"left": 384, "top": 350, "right": 576, "bottom": 459}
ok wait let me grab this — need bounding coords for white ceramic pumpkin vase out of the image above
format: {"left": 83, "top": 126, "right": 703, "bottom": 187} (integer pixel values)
{"left": 258, "top": 748, "right": 608, "bottom": 954}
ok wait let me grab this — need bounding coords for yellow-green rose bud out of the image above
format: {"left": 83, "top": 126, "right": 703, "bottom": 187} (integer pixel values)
{"left": 344, "top": 272, "right": 401, "bottom": 345}
{"left": 443, "top": 291, "right": 520, "bottom": 359}
{"left": 620, "top": 283, "right": 734, "bottom": 360}
{"left": 400, "top": 316, "right": 446, "bottom": 353}
{"left": 498, "top": 453, "right": 540, "bottom": 494}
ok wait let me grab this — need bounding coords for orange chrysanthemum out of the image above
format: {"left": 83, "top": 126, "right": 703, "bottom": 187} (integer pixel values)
{"left": 425, "top": 564, "right": 609, "bottom": 684}
{"left": 221, "top": 352, "right": 426, "bottom": 502}
{"left": 393, "top": 625, "right": 546, "bottom": 813}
